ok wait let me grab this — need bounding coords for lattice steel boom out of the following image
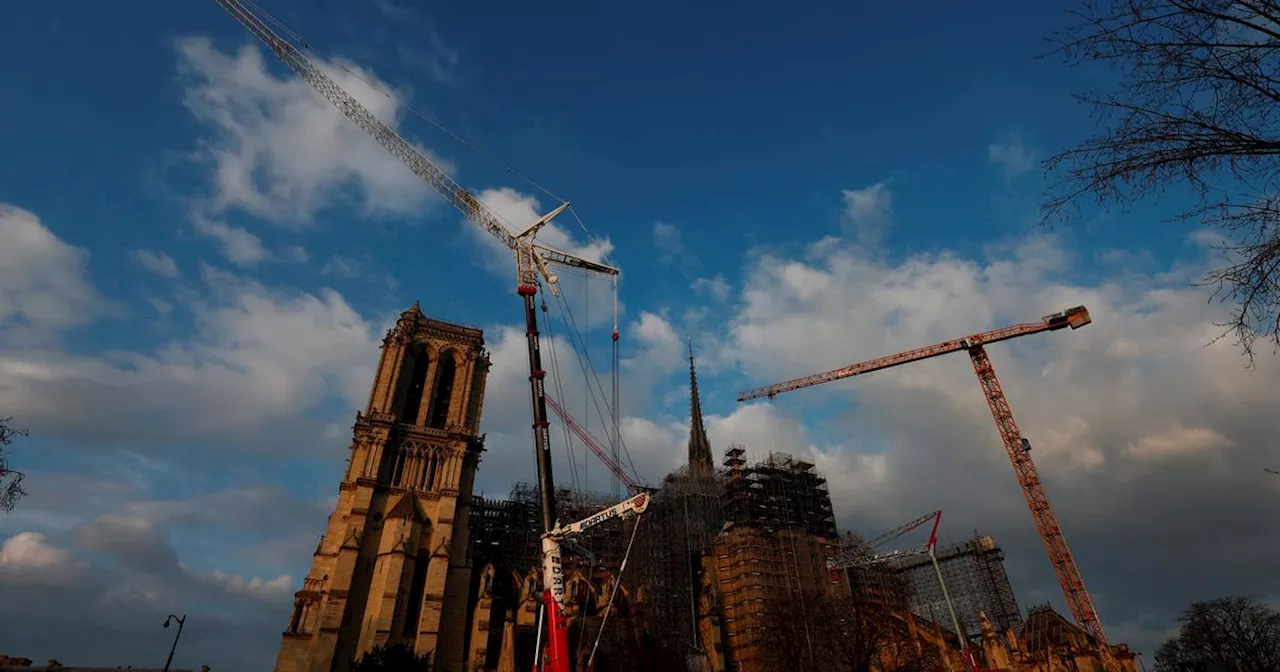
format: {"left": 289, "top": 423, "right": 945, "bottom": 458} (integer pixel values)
{"left": 968, "top": 344, "right": 1104, "bottom": 643}
{"left": 736, "top": 306, "right": 1110, "bottom": 645}
{"left": 211, "top": 4, "right": 620, "bottom": 671}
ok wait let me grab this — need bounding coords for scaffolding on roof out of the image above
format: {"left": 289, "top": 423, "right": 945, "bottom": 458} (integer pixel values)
{"left": 891, "top": 534, "right": 1023, "bottom": 642}
{"left": 632, "top": 463, "right": 725, "bottom": 658}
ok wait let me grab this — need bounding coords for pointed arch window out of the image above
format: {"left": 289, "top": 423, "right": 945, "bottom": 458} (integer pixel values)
{"left": 402, "top": 548, "right": 430, "bottom": 636}
{"left": 398, "top": 346, "right": 429, "bottom": 425}
{"left": 427, "top": 352, "right": 456, "bottom": 429}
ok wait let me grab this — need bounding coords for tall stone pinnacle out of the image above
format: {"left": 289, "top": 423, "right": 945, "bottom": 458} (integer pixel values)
{"left": 687, "top": 339, "right": 714, "bottom": 475}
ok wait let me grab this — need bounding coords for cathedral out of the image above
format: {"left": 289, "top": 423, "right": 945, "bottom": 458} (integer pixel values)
{"left": 274, "top": 303, "right": 490, "bottom": 672}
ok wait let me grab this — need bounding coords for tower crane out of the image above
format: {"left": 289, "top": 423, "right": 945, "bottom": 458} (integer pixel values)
{"left": 210, "top": 3, "right": 619, "bottom": 671}
{"left": 737, "top": 306, "right": 1111, "bottom": 647}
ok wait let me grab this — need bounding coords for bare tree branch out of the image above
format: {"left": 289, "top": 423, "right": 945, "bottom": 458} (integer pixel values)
{"left": 1045, "top": 0, "right": 1280, "bottom": 363}
{"left": 0, "top": 417, "right": 28, "bottom": 513}
{"left": 1153, "top": 596, "right": 1280, "bottom": 671}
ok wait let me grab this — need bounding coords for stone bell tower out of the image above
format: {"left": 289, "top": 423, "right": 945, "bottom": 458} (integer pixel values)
{"left": 275, "top": 302, "right": 491, "bottom": 672}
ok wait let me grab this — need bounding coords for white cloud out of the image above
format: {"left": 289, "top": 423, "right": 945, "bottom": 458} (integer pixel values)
{"left": 148, "top": 297, "right": 175, "bottom": 316}
{"left": 0, "top": 532, "right": 83, "bottom": 586}
{"left": 989, "top": 133, "right": 1036, "bottom": 178}
{"left": 723, "top": 231, "right": 1276, "bottom": 496}
{"left": 1126, "top": 425, "right": 1233, "bottom": 460}
{"left": 0, "top": 269, "right": 383, "bottom": 451}
{"left": 715, "top": 218, "right": 1280, "bottom": 655}
{"left": 467, "top": 187, "right": 618, "bottom": 328}
{"left": 692, "top": 275, "right": 731, "bottom": 302}
{"left": 193, "top": 215, "right": 269, "bottom": 266}
{"left": 468, "top": 309, "right": 691, "bottom": 495}
{"left": 130, "top": 249, "right": 179, "bottom": 277}
{"left": 653, "top": 221, "right": 686, "bottom": 265}
{"left": 840, "top": 181, "right": 893, "bottom": 247}
{"left": 322, "top": 254, "right": 362, "bottom": 278}
{"left": 0, "top": 532, "right": 71, "bottom": 571}
{"left": 283, "top": 245, "right": 309, "bottom": 263}
{"left": 0, "top": 204, "right": 100, "bottom": 339}
{"left": 176, "top": 36, "right": 443, "bottom": 225}
{"left": 186, "top": 566, "right": 295, "bottom": 601}
{"left": 473, "top": 187, "right": 614, "bottom": 266}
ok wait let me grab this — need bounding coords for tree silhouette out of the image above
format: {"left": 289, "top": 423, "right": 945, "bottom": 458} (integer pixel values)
{"left": 0, "top": 417, "right": 27, "bottom": 512}
{"left": 1046, "top": 0, "right": 1280, "bottom": 362}
{"left": 1154, "top": 596, "right": 1280, "bottom": 672}
{"left": 350, "top": 643, "right": 433, "bottom": 672}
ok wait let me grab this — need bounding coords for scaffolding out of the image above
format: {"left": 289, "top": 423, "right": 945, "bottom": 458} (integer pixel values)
{"left": 699, "top": 447, "right": 842, "bottom": 671}
{"left": 836, "top": 531, "right": 912, "bottom": 611}
{"left": 892, "top": 534, "right": 1022, "bottom": 642}
{"left": 633, "top": 464, "right": 725, "bottom": 659}
{"left": 723, "top": 449, "right": 838, "bottom": 538}
{"left": 470, "top": 482, "right": 634, "bottom": 581}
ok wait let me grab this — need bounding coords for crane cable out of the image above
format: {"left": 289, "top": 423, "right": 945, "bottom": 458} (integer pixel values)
{"left": 243, "top": 1, "right": 633, "bottom": 489}
{"left": 587, "top": 512, "right": 643, "bottom": 669}
{"left": 549, "top": 280, "right": 641, "bottom": 481}
{"left": 542, "top": 293, "right": 582, "bottom": 493}
{"left": 248, "top": 0, "right": 591, "bottom": 228}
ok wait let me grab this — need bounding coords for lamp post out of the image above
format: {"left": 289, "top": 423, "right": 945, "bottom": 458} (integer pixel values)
{"left": 162, "top": 613, "right": 186, "bottom": 672}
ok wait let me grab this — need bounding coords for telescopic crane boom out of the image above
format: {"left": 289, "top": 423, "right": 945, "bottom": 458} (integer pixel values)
{"left": 737, "top": 306, "right": 1111, "bottom": 647}
{"left": 210, "top": 4, "right": 619, "bottom": 671}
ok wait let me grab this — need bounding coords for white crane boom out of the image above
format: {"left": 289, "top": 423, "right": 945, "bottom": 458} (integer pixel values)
{"left": 826, "top": 541, "right": 932, "bottom": 570}
{"left": 546, "top": 492, "right": 649, "bottom": 539}
{"left": 212, "top": 0, "right": 619, "bottom": 291}
{"left": 212, "top": 5, "right": 622, "bottom": 669}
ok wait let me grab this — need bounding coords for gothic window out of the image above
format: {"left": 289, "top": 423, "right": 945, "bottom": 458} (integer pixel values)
{"left": 392, "top": 449, "right": 407, "bottom": 488}
{"left": 426, "top": 351, "right": 456, "bottom": 429}
{"left": 398, "top": 346, "right": 429, "bottom": 425}
{"left": 402, "top": 549, "right": 430, "bottom": 636}
{"left": 464, "top": 359, "right": 485, "bottom": 429}
{"left": 426, "top": 452, "right": 440, "bottom": 490}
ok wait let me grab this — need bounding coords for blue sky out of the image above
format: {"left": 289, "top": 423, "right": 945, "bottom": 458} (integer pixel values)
{"left": 1, "top": 1, "right": 1277, "bottom": 669}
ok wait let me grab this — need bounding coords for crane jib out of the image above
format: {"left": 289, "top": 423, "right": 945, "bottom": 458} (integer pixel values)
{"left": 736, "top": 306, "right": 1090, "bottom": 401}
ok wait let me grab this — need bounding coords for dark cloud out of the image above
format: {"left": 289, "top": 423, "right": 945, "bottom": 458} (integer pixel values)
{"left": 0, "top": 527, "right": 289, "bottom": 670}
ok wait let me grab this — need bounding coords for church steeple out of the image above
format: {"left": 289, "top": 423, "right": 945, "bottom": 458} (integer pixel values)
{"left": 687, "top": 339, "right": 714, "bottom": 476}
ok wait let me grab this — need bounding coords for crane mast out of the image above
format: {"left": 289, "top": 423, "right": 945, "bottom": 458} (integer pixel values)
{"left": 210, "top": 4, "right": 619, "bottom": 671}
{"left": 737, "top": 306, "right": 1111, "bottom": 647}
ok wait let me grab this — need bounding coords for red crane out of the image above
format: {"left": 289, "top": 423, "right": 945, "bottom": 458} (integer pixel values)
{"left": 737, "top": 306, "right": 1110, "bottom": 646}
{"left": 544, "top": 394, "right": 649, "bottom": 494}
{"left": 210, "top": 3, "right": 622, "bottom": 670}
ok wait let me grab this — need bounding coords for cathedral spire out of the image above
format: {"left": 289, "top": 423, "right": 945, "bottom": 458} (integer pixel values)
{"left": 687, "top": 339, "right": 714, "bottom": 475}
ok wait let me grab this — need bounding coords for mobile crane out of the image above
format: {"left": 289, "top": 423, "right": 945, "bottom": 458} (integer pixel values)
{"left": 739, "top": 306, "right": 1112, "bottom": 650}
{"left": 539, "top": 491, "right": 650, "bottom": 672}
{"left": 209, "top": 3, "right": 623, "bottom": 671}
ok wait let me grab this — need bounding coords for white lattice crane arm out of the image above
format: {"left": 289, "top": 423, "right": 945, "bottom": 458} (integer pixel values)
{"left": 831, "top": 510, "right": 943, "bottom": 570}
{"left": 737, "top": 306, "right": 1091, "bottom": 401}
{"left": 546, "top": 492, "right": 649, "bottom": 539}
{"left": 212, "top": 0, "right": 618, "bottom": 291}
{"left": 827, "top": 541, "right": 933, "bottom": 570}
{"left": 867, "top": 510, "right": 941, "bottom": 549}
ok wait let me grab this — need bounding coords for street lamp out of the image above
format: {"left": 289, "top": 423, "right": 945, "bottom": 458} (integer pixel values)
{"left": 162, "top": 613, "right": 187, "bottom": 672}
